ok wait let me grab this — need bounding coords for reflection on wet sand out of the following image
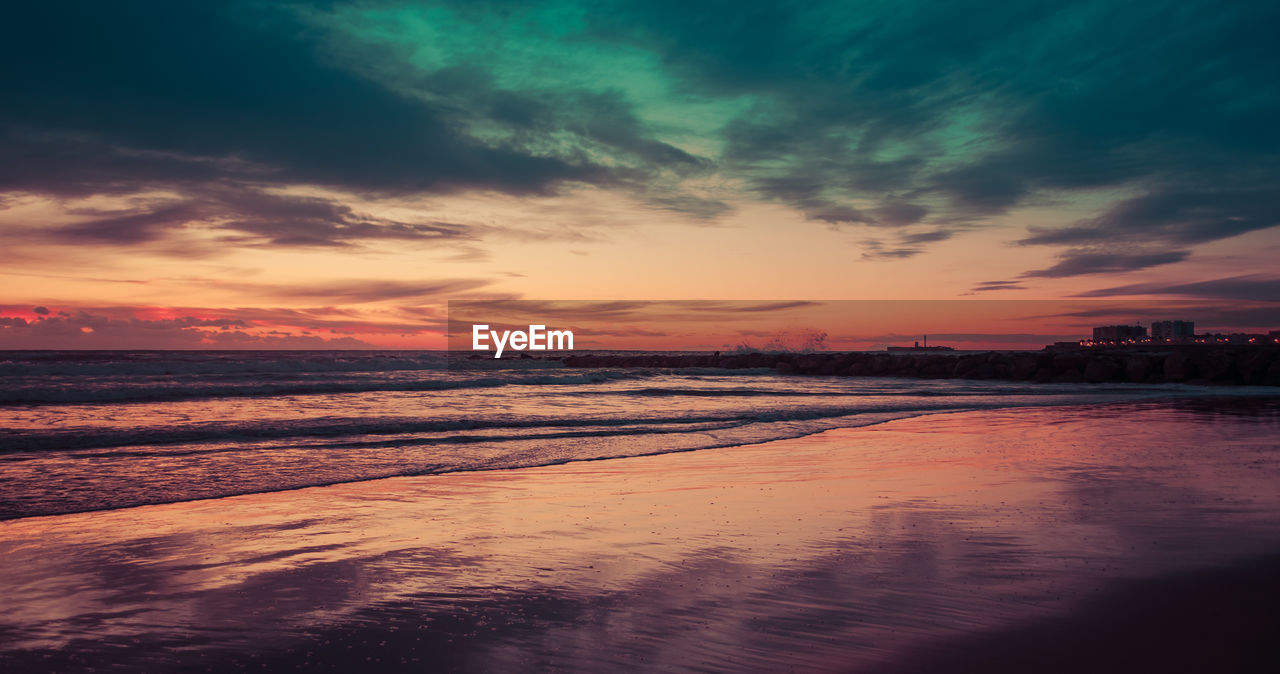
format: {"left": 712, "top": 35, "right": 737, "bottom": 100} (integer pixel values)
{"left": 2, "top": 400, "right": 1279, "bottom": 671}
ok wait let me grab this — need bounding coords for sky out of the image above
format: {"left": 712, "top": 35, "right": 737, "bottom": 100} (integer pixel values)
{"left": 2, "top": 0, "right": 1278, "bottom": 349}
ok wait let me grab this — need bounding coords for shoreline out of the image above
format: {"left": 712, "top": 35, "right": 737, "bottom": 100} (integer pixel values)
{"left": 6, "top": 394, "right": 1277, "bottom": 523}
{"left": 3, "top": 399, "right": 1280, "bottom": 671}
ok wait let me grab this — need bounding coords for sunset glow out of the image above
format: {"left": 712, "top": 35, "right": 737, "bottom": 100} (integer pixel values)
{"left": 3, "top": 1, "right": 1278, "bottom": 348}
{"left": 4, "top": 4, "right": 1280, "bottom": 670}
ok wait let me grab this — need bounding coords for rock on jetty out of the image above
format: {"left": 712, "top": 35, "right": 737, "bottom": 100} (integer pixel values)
{"left": 559, "top": 347, "right": 1280, "bottom": 386}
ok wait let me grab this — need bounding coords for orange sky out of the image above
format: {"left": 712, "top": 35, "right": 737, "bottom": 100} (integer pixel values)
{"left": 3, "top": 2, "right": 1279, "bottom": 348}
{"left": 2, "top": 187, "right": 1277, "bottom": 350}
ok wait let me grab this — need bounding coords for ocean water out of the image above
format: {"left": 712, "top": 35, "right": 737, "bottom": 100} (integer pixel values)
{"left": 2, "top": 349, "right": 1277, "bottom": 520}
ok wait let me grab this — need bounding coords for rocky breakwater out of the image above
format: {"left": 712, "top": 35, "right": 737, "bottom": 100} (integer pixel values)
{"left": 559, "top": 347, "right": 1280, "bottom": 386}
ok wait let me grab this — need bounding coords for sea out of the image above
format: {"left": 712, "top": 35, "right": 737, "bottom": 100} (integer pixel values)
{"left": 2, "top": 349, "right": 1278, "bottom": 520}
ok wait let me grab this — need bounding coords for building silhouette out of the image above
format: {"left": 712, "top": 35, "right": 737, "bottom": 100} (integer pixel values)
{"left": 1151, "top": 320, "right": 1195, "bottom": 343}
{"left": 1091, "top": 324, "right": 1147, "bottom": 344}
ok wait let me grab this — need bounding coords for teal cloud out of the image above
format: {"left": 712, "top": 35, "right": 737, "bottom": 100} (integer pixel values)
{"left": 3, "top": 0, "right": 1279, "bottom": 277}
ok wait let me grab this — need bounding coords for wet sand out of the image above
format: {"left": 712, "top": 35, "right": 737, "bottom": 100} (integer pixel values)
{"left": 2, "top": 399, "right": 1279, "bottom": 671}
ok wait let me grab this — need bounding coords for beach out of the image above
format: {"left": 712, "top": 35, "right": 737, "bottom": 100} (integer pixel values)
{"left": 3, "top": 399, "right": 1279, "bottom": 671}
{"left": 7, "top": 0, "right": 1280, "bottom": 670}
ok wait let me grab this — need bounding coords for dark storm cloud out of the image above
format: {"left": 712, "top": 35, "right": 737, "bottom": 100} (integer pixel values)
{"left": 968, "top": 281, "right": 1029, "bottom": 293}
{"left": 1022, "top": 250, "right": 1191, "bottom": 278}
{"left": 1076, "top": 275, "right": 1280, "bottom": 302}
{"left": 858, "top": 228, "right": 952, "bottom": 259}
{"left": 0, "top": 0, "right": 726, "bottom": 252}
{"left": 898, "top": 229, "right": 952, "bottom": 245}
{"left": 593, "top": 0, "right": 1064, "bottom": 220}
{"left": 588, "top": 0, "right": 1280, "bottom": 269}
{"left": 54, "top": 203, "right": 212, "bottom": 245}
{"left": 1018, "top": 189, "right": 1280, "bottom": 247}
{"left": 33, "top": 187, "right": 476, "bottom": 249}
{"left": 805, "top": 205, "right": 873, "bottom": 226}
{"left": 414, "top": 66, "right": 713, "bottom": 180}
{"left": 0, "top": 2, "right": 605, "bottom": 197}
{"left": 873, "top": 202, "right": 930, "bottom": 227}
{"left": 859, "top": 242, "right": 920, "bottom": 260}
{"left": 4, "top": 0, "right": 1280, "bottom": 273}
{"left": 645, "top": 194, "right": 732, "bottom": 219}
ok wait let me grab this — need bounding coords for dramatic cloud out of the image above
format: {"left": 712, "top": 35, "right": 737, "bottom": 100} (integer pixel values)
{"left": 216, "top": 278, "right": 492, "bottom": 304}
{"left": 1022, "top": 250, "right": 1191, "bottom": 278}
{"left": 9, "top": 1, "right": 1277, "bottom": 239}
{"left": 859, "top": 229, "right": 953, "bottom": 259}
{"left": 38, "top": 187, "right": 478, "bottom": 249}
{"left": 3, "top": 0, "right": 1279, "bottom": 339}
{"left": 1076, "top": 275, "right": 1280, "bottom": 302}
{"left": 1018, "top": 189, "right": 1280, "bottom": 248}
{"left": 0, "top": 3, "right": 604, "bottom": 197}
{"left": 586, "top": 0, "right": 1280, "bottom": 266}
{"left": 968, "top": 281, "right": 1030, "bottom": 294}
{"left": 859, "top": 243, "right": 921, "bottom": 260}
{"left": 0, "top": 309, "right": 378, "bottom": 349}
{"left": 0, "top": 0, "right": 719, "bottom": 254}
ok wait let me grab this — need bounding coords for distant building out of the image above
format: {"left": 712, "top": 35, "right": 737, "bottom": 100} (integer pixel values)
{"left": 1151, "top": 320, "right": 1195, "bottom": 343}
{"left": 1063, "top": 320, "right": 1279, "bottom": 349}
{"left": 1091, "top": 324, "right": 1147, "bottom": 344}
